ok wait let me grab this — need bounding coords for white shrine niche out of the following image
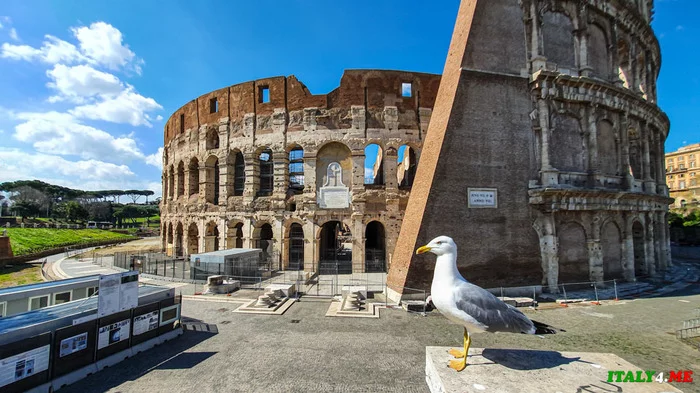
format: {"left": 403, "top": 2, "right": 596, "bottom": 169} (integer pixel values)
{"left": 318, "top": 162, "right": 350, "bottom": 209}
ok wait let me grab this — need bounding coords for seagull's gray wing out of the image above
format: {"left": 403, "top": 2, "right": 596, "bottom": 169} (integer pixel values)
{"left": 453, "top": 281, "right": 535, "bottom": 334}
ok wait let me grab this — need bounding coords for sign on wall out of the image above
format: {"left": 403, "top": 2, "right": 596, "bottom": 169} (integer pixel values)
{"left": 59, "top": 332, "right": 88, "bottom": 358}
{"left": 97, "top": 319, "right": 131, "bottom": 350}
{"left": 0, "top": 345, "right": 50, "bottom": 388}
{"left": 467, "top": 188, "right": 498, "bottom": 208}
{"left": 133, "top": 311, "right": 160, "bottom": 336}
{"left": 98, "top": 271, "right": 139, "bottom": 318}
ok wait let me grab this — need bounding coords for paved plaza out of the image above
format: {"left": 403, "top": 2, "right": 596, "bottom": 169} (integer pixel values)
{"left": 57, "top": 283, "right": 700, "bottom": 393}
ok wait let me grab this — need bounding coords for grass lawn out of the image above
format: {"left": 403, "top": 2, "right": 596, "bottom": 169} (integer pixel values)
{"left": 5, "top": 228, "right": 134, "bottom": 256}
{"left": 0, "top": 263, "right": 43, "bottom": 288}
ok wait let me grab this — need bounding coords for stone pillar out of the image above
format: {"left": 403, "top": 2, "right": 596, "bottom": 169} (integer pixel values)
{"left": 384, "top": 147, "right": 400, "bottom": 217}
{"left": 641, "top": 123, "right": 654, "bottom": 193}
{"left": 219, "top": 160, "right": 231, "bottom": 204}
{"left": 303, "top": 220, "right": 316, "bottom": 273}
{"left": 644, "top": 213, "right": 656, "bottom": 277}
{"left": 272, "top": 216, "right": 284, "bottom": 271}
{"left": 538, "top": 99, "right": 557, "bottom": 186}
{"left": 243, "top": 153, "right": 258, "bottom": 204}
{"left": 242, "top": 219, "right": 254, "bottom": 249}
{"left": 534, "top": 215, "right": 559, "bottom": 293}
{"left": 304, "top": 152, "right": 317, "bottom": 207}
{"left": 272, "top": 151, "right": 289, "bottom": 206}
{"left": 620, "top": 114, "right": 634, "bottom": 191}
{"left": 201, "top": 161, "right": 215, "bottom": 204}
{"left": 655, "top": 211, "right": 667, "bottom": 270}
{"left": 586, "top": 107, "right": 599, "bottom": 176}
{"left": 622, "top": 215, "right": 636, "bottom": 282}
{"left": 530, "top": 2, "right": 546, "bottom": 70}
{"left": 578, "top": 28, "right": 592, "bottom": 77}
{"left": 351, "top": 217, "right": 365, "bottom": 273}
{"left": 587, "top": 240, "right": 604, "bottom": 284}
{"left": 183, "top": 168, "right": 191, "bottom": 199}
{"left": 350, "top": 151, "right": 366, "bottom": 204}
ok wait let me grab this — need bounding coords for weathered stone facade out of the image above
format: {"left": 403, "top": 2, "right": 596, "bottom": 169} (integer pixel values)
{"left": 387, "top": 0, "right": 672, "bottom": 299}
{"left": 160, "top": 70, "right": 441, "bottom": 273}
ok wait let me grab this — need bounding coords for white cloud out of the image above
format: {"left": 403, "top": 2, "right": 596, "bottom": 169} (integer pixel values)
{"left": 676, "top": 25, "right": 684, "bottom": 31}
{"left": 156, "top": 115, "right": 163, "bottom": 121}
{"left": 9, "top": 27, "right": 18, "bottom": 41}
{"left": 72, "top": 22, "right": 141, "bottom": 74}
{"left": 46, "top": 64, "right": 123, "bottom": 103}
{"left": 145, "top": 147, "right": 163, "bottom": 169}
{"left": 364, "top": 167, "right": 374, "bottom": 179}
{"left": 12, "top": 111, "right": 147, "bottom": 162}
{"left": 70, "top": 85, "right": 163, "bottom": 127}
{"left": 1, "top": 35, "right": 84, "bottom": 64}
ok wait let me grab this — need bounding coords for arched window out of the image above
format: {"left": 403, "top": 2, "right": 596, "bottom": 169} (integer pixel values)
{"left": 188, "top": 158, "right": 199, "bottom": 197}
{"left": 288, "top": 223, "right": 304, "bottom": 270}
{"left": 398, "top": 145, "right": 417, "bottom": 188}
{"left": 176, "top": 161, "right": 185, "bottom": 197}
{"left": 542, "top": 12, "right": 576, "bottom": 71}
{"left": 364, "top": 144, "right": 384, "bottom": 185}
{"left": 288, "top": 146, "right": 304, "bottom": 194}
{"left": 168, "top": 165, "right": 175, "bottom": 199}
{"left": 206, "top": 129, "right": 219, "bottom": 150}
{"left": 258, "top": 148, "right": 273, "bottom": 197}
{"left": 234, "top": 152, "right": 245, "bottom": 196}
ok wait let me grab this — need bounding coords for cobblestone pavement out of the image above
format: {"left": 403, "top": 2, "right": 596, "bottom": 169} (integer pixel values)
{"left": 59, "top": 287, "right": 700, "bottom": 393}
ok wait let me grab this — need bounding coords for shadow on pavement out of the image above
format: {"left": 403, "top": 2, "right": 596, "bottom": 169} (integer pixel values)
{"left": 59, "top": 329, "right": 218, "bottom": 393}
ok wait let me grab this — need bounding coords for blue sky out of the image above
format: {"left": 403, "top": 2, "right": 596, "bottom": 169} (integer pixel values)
{"left": 0, "top": 0, "right": 696, "bottom": 198}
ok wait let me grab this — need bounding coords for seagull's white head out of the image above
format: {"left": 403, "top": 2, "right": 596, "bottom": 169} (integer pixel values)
{"left": 415, "top": 236, "right": 456, "bottom": 257}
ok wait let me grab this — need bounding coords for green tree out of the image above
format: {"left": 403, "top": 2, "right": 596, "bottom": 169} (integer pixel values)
{"left": 12, "top": 200, "right": 41, "bottom": 221}
{"left": 65, "top": 201, "right": 89, "bottom": 222}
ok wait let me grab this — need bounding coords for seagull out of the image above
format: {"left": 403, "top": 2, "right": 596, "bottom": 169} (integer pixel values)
{"left": 416, "top": 235, "right": 560, "bottom": 371}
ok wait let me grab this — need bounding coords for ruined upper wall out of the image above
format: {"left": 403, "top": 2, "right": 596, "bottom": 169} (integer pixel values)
{"left": 164, "top": 70, "right": 441, "bottom": 144}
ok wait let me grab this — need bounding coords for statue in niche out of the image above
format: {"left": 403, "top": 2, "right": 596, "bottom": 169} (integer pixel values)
{"left": 318, "top": 162, "right": 350, "bottom": 209}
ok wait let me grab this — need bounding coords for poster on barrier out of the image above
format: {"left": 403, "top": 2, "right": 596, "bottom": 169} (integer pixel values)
{"left": 0, "top": 345, "right": 50, "bottom": 388}
{"left": 133, "top": 311, "right": 159, "bottom": 336}
{"left": 98, "top": 274, "right": 120, "bottom": 317}
{"left": 59, "top": 332, "right": 88, "bottom": 357}
{"left": 119, "top": 271, "right": 139, "bottom": 312}
{"left": 97, "top": 319, "right": 131, "bottom": 350}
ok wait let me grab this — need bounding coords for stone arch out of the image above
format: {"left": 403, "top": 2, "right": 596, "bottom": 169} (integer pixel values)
{"left": 365, "top": 220, "right": 386, "bottom": 273}
{"left": 551, "top": 113, "right": 587, "bottom": 172}
{"left": 542, "top": 11, "right": 576, "bottom": 70}
{"left": 365, "top": 143, "right": 384, "bottom": 185}
{"left": 167, "top": 165, "right": 175, "bottom": 199}
{"left": 287, "top": 222, "right": 305, "bottom": 270}
{"left": 204, "top": 220, "right": 219, "bottom": 252}
{"left": 188, "top": 157, "right": 199, "bottom": 197}
{"left": 636, "top": 51, "right": 647, "bottom": 98}
{"left": 397, "top": 144, "right": 418, "bottom": 188}
{"left": 317, "top": 220, "right": 353, "bottom": 274}
{"left": 175, "top": 222, "right": 184, "bottom": 257}
{"left": 227, "top": 150, "right": 245, "bottom": 197}
{"left": 206, "top": 128, "right": 219, "bottom": 150}
{"left": 226, "top": 220, "right": 244, "bottom": 249}
{"left": 204, "top": 155, "right": 219, "bottom": 204}
{"left": 287, "top": 145, "right": 304, "bottom": 204}
{"left": 558, "top": 221, "right": 589, "bottom": 283}
{"left": 187, "top": 222, "right": 199, "bottom": 255}
{"left": 257, "top": 147, "right": 274, "bottom": 197}
{"left": 166, "top": 222, "right": 174, "bottom": 255}
{"left": 316, "top": 142, "right": 353, "bottom": 192}
{"left": 601, "top": 220, "right": 623, "bottom": 280}
{"left": 587, "top": 23, "right": 610, "bottom": 80}
{"left": 597, "top": 119, "right": 618, "bottom": 175}
{"left": 617, "top": 38, "right": 632, "bottom": 89}
{"left": 176, "top": 161, "right": 185, "bottom": 197}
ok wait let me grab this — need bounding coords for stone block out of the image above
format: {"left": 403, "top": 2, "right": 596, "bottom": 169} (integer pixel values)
{"left": 266, "top": 283, "right": 296, "bottom": 297}
{"left": 425, "top": 347, "right": 683, "bottom": 393}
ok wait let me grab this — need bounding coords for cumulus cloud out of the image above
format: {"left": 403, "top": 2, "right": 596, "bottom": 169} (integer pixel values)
{"left": 144, "top": 147, "right": 163, "bottom": 169}
{"left": 46, "top": 64, "right": 123, "bottom": 103}
{"left": 9, "top": 27, "right": 18, "bottom": 41}
{"left": 70, "top": 85, "right": 163, "bottom": 127}
{"left": 12, "top": 111, "right": 147, "bottom": 162}
{"left": 1, "top": 35, "right": 84, "bottom": 64}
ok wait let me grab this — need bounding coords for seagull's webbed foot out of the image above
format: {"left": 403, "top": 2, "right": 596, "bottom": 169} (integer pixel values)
{"left": 447, "top": 327, "right": 470, "bottom": 371}
{"left": 448, "top": 358, "right": 467, "bottom": 371}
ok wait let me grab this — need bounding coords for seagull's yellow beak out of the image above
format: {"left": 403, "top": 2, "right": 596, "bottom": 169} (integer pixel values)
{"left": 416, "top": 245, "right": 431, "bottom": 254}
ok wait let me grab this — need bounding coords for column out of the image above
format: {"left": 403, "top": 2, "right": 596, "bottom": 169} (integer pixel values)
{"left": 219, "top": 160, "right": 232, "bottom": 204}
{"left": 538, "top": 98, "right": 558, "bottom": 186}
{"left": 622, "top": 217, "right": 636, "bottom": 282}
{"left": 303, "top": 152, "right": 317, "bottom": 208}
{"left": 641, "top": 122, "right": 654, "bottom": 193}
{"left": 351, "top": 217, "right": 365, "bottom": 273}
{"left": 243, "top": 152, "right": 257, "bottom": 204}
{"left": 534, "top": 215, "right": 559, "bottom": 293}
{"left": 644, "top": 214, "right": 656, "bottom": 277}
{"left": 530, "top": 2, "right": 546, "bottom": 70}
{"left": 272, "top": 151, "right": 289, "bottom": 206}
{"left": 587, "top": 240, "right": 604, "bottom": 284}
{"left": 620, "top": 114, "right": 634, "bottom": 191}
{"left": 303, "top": 221, "right": 316, "bottom": 273}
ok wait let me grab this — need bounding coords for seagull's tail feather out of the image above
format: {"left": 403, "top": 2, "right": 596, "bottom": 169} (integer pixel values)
{"left": 532, "top": 320, "right": 564, "bottom": 334}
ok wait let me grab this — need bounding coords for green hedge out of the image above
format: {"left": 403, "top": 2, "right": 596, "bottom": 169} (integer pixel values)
{"left": 5, "top": 228, "right": 135, "bottom": 256}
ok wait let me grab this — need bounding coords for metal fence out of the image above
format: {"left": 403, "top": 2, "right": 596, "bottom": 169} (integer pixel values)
{"left": 676, "top": 309, "right": 700, "bottom": 350}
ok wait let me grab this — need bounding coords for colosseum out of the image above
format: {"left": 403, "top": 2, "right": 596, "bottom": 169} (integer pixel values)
{"left": 161, "top": 0, "right": 672, "bottom": 296}
{"left": 160, "top": 69, "right": 441, "bottom": 274}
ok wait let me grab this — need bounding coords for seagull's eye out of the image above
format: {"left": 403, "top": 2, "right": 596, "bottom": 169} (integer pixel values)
{"left": 436, "top": 241, "right": 442, "bottom": 245}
